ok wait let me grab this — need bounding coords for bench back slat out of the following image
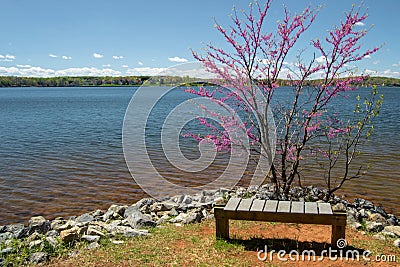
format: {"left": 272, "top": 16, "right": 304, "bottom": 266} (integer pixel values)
{"left": 305, "top": 202, "right": 318, "bottom": 214}
{"left": 317, "top": 202, "right": 333, "bottom": 215}
{"left": 237, "top": 198, "right": 254, "bottom": 211}
{"left": 250, "top": 199, "right": 266, "bottom": 212}
{"left": 277, "top": 201, "right": 291, "bottom": 213}
{"left": 291, "top": 201, "right": 304, "bottom": 214}
{"left": 224, "top": 197, "right": 241, "bottom": 211}
{"left": 263, "top": 200, "right": 278, "bottom": 212}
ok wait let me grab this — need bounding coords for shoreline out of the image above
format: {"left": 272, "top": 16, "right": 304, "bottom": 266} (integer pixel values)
{"left": 0, "top": 185, "right": 399, "bottom": 265}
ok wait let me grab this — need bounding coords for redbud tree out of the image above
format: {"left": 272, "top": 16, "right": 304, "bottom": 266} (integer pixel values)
{"left": 186, "top": 0, "right": 383, "bottom": 200}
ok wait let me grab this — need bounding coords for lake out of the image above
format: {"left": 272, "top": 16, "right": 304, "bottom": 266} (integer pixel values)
{"left": 0, "top": 86, "right": 398, "bottom": 224}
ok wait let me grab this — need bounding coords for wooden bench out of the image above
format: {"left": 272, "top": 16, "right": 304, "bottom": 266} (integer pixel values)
{"left": 214, "top": 198, "right": 346, "bottom": 248}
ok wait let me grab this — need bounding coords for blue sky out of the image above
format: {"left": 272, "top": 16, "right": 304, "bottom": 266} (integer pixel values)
{"left": 0, "top": 0, "right": 399, "bottom": 78}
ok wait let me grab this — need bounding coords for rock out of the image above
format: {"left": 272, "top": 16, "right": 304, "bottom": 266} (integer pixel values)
{"left": 45, "top": 236, "right": 59, "bottom": 247}
{"left": 156, "top": 214, "right": 170, "bottom": 225}
{"left": 46, "top": 230, "right": 59, "bottom": 237}
{"left": 92, "top": 209, "right": 104, "bottom": 218}
{"left": 81, "top": 235, "right": 100, "bottom": 243}
{"left": 369, "top": 213, "right": 387, "bottom": 224}
{"left": 126, "top": 211, "right": 156, "bottom": 228}
{"left": 373, "top": 206, "right": 388, "bottom": 217}
{"left": 373, "top": 234, "right": 386, "bottom": 241}
{"left": 108, "top": 226, "right": 149, "bottom": 237}
{"left": 214, "top": 197, "right": 225, "bottom": 206}
{"left": 59, "top": 227, "right": 80, "bottom": 243}
{"left": 169, "top": 211, "right": 201, "bottom": 224}
{"left": 381, "top": 230, "right": 397, "bottom": 238}
{"left": 108, "top": 204, "right": 128, "bottom": 216}
{"left": 76, "top": 213, "right": 95, "bottom": 224}
{"left": 201, "top": 189, "right": 218, "bottom": 196}
{"left": 359, "top": 209, "right": 368, "bottom": 218}
{"left": 87, "top": 242, "right": 100, "bottom": 250}
{"left": 386, "top": 217, "right": 397, "bottom": 226}
{"left": 87, "top": 226, "right": 105, "bottom": 237}
{"left": 350, "top": 222, "right": 363, "bottom": 230}
{"left": 0, "top": 247, "right": 15, "bottom": 254}
{"left": 383, "top": 226, "right": 400, "bottom": 237}
{"left": 26, "top": 232, "right": 41, "bottom": 243}
{"left": 29, "top": 239, "right": 43, "bottom": 248}
{"left": 182, "top": 195, "right": 193, "bottom": 204}
{"left": 0, "top": 232, "right": 13, "bottom": 243}
{"left": 366, "top": 221, "right": 384, "bottom": 232}
{"left": 5, "top": 224, "right": 27, "bottom": 239}
{"left": 29, "top": 252, "right": 48, "bottom": 264}
{"left": 102, "top": 210, "right": 120, "bottom": 221}
{"left": 346, "top": 207, "right": 360, "bottom": 223}
{"left": 111, "top": 240, "right": 124, "bottom": 245}
{"left": 332, "top": 203, "right": 346, "bottom": 212}
{"left": 51, "top": 219, "right": 68, "bottom": 231}
{"left": 394, "top": 239, "right": 400, "bottom": 248}
{"left": 28, "top": 216, "right": 50, "bottom": 235}
{"left": 168, "top": 208, "right": 178, "bottom": 217}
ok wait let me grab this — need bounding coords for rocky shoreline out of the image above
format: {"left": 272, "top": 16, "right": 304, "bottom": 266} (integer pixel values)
{"left": 0, "top": 184, "right": 399, "bottom": 265}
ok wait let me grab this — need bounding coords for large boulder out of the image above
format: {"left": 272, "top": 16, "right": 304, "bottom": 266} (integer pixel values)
{"left": 76, "top": 213, "right": 95, "bottom": 224}
{"left": 28, "top": 216, "right": 50, "bottom": 234}
{"left": 126, "top": 211, "right": 156, "bottom": 228}
{"left": 366, "top": 221, "right": 384, "bottom": 232}
{"left": 29, "top": 252, "right": 48, "bottom": 264}
{"left": 383, "top": 226, "right": 400, "bottom": 237}
{"left": 59, "top": 226, "right": 85, "bottom": 243}
{"left": 5, "top": 223, "right": 27, "bottom": 239}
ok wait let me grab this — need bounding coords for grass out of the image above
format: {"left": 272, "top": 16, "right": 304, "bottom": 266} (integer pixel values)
{"left": 1, "top": 219, "right": 399, "bottom": 266}
{"left": 47, "top": 219, "right": 399, "bottom": 267}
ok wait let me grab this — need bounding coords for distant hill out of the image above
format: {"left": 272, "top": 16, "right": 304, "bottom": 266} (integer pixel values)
{"left": 0, "top": 75, "right": 399, "bottom": 87}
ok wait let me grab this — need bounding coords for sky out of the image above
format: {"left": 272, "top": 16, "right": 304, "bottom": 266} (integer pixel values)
{"left": 0, "top": 0, "right": 399, "bottom": 78}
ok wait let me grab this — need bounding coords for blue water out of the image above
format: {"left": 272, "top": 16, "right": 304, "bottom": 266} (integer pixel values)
{"left": 0, "top": 86, "right": 398, "bottom": 224}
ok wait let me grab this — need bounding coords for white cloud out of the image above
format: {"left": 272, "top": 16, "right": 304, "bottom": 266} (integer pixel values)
{"left": 62, "top": 55, "right": 72, "bottom": 60}
{"left": 355, "top": 22, "right": 365, "bottom": 27}
{"left": 93, "top": 53, "right": 104, "bottom": 59}
{"left": 138, "top": 61, "right": 143, "bottom": 66}
{"left": 0, "top": 66, "right": 121, "bottom": 77}
{"left": 315, "top": 55, "right": 327, "bottom": 64}
{"left": 393, "top": 63, "right": 399, "bottom": 67}
{"left": 168, "top": 56, "right": 188, "bottom": 63}
{"left": 112, "top": 55, "right": 124, "bottom": 59}
{"left": 125, "top": 66, "right": 217, "bottom": 78}
{"left": 373, "top": 60, "right": 380, "bottom": 65}
{"left": 49, "top": 54, "right": 58, "bottom": 58}
{"left": 364, "top": 68, "right": 400, "bottom": 78}
{"left": 102, "top": 64, "right": 112, "bottom": 67}
{"left": 122, "top": 65, "right": 129, "bottom": 68}
{"left": 364, "top": 55, "right": 371, "bottom": 59}
{"left": 16, "top": 64, "right": 32, "bottom": 68}
{"left": 56, "top": 67, "right": 120, "bottom": 76}
{"left": 0, "top": 54, "right": 15, "bottom": 61}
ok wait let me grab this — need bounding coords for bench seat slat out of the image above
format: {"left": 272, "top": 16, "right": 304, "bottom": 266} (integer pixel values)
{"left": 305, "top": 202, "right": 318, "bottom": 214}
{"left": 277, "top": 201, "right": 291, "bottom": 213}
{"left": 250, "top": 199, "right": 265, "bottom": 212}
{"left": 318, "top": 203, "right": 333, "bottom": 215}
{"left": 224, "top": 197, "right": 241, "bottom": 211}
{"left": 263, "top": 200, "right": 278, "bottom": 212}
{"left": 237, "top": 198, "right": 254, "bottom": 211}
{"left": 291, "top": 201, "right": 304, "bottom": 214}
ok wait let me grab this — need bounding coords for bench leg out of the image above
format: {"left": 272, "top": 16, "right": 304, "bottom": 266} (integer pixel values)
{"left": 331, "top": 212, "right": 347, "bottom": 248}
{"left": 214, "top": 207, "right": 229, "bottom": 239}
{"left": 331, "top": 224, "right": 346, "bottom": 248}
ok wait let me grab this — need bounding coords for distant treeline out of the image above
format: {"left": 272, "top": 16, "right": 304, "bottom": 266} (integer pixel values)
{"left": 0, "top": 75, "right": 399, "bottom": 87}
